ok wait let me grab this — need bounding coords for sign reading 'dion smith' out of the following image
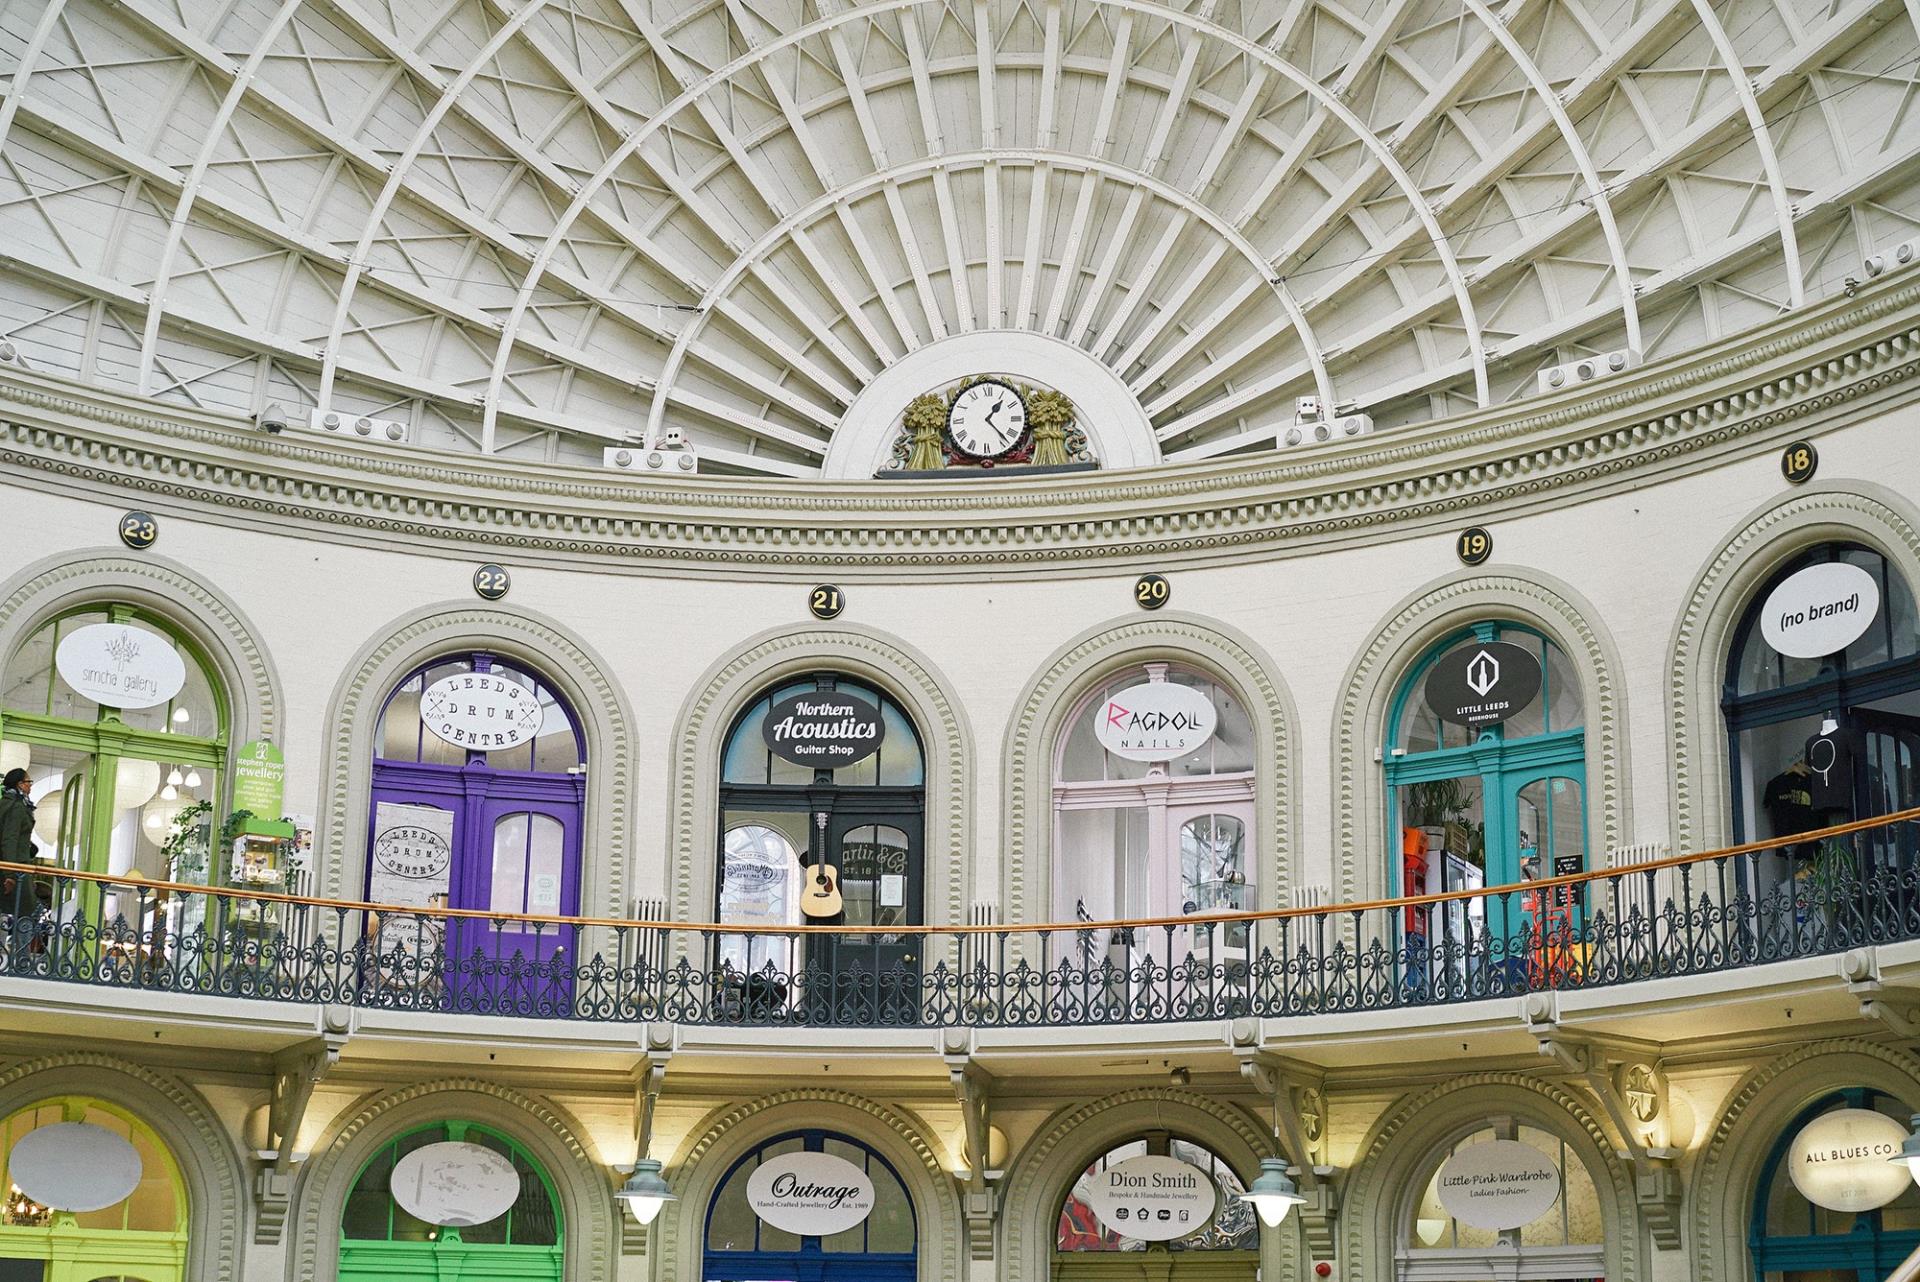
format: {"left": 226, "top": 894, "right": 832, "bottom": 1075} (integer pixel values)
{"left": 1436, "top": 1140, "right": 1561, "bottom": 1230}
{"left": 390, "top": 1141, "right": 523, "bottom": 1227}
{"left": 746, "top": 1151, "right": 877, "bottom": 1236}
{"left": 1083, "top": 1155, "right": 1218, "bottom": 1241}
{"left": 762, "top": 691, "right": 885, "bottom": 768}
{"left": 1094, "top": 682, "right": 1219, "bottom": 763}
{"left": 54, "top": 622, "right": 187, "bottom": 710}
{"left": 1787, "top": 1108, "right": 1911, "bottom": 1212}
{"left": 421, "top": 672, "right": 545, "bottom": 751}
{"left": 1423, "top": 641, "right": 1542, "bottom": 729}
{"left": 1761, "top": 561, "right": 1882, "bottom": 659}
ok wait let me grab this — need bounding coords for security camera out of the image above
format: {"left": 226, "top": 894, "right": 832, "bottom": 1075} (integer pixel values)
{"left": 257, "top": 402, "right": 289, "bottom": 434}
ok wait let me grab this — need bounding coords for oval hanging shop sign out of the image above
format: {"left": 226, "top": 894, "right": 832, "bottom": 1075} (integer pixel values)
{"left": 1787, "top": 1108, "right": 1911, "bottom": 1212}
{"left": 1423, "top": 641, "right": 1543, "bottom": 729}
{"left": 1094, "top": 682, "right": 1219, "bottom": 762}
{"left": 1083, "top": 1155, "right": 1219, "bottom": 1241}
{"left": 54, "top": 622, "right": 186, "bottom": 710}
{"left": 761, "top": 691, "right": 886, "bottom": 769}
{"left": 420, "top": 672, "right": 545, "bottom": 751}
{"left": 1761, "top": 561, "right": 1882, "bottom": 659}
{"left": 746, "top": 1151, "right": 877, "bottom": 1236}
{"left": 390, "top": 1141, "right": 523, "bottom": 1227}
{"left": 7, "top": 1122, "right": 144, "bottom": 1213}
{"left": 1436, "top": 1140, "right": 1562, "bottom": 1230}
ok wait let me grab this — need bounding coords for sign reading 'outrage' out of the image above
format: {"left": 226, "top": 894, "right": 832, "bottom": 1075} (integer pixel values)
{"left": 1082, "top": 1155, "right": 1219, "bottom": 1242}
{"left": 1435, "top": 1140, "right": 1562, "bottom": 1231}
{"left": 1093, "top": 682, "right": 1219, "bottom": 762}
{"left": 746, "top": 1151, "right": 877, "bottom": 1236}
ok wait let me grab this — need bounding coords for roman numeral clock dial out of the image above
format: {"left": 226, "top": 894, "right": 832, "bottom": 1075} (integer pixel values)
{"left": 947, "top": 379, "right": 1028, "bottom": 459}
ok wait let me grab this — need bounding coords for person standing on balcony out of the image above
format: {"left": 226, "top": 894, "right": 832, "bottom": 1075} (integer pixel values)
{"left": 0, "top": 768, "right": 53, "bottom": 930}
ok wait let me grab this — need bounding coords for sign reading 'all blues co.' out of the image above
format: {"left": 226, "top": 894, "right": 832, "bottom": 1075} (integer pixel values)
{"left": 746, "top": 1151, "right": 877, "bottom": 1236}
{"left": 1423, "top": 641, "right": 1543, "bottom": 729}
{"left": 421, "top": 672, "right": 545, "bottom": 750}
{"left": 1094, "top": 682, "right": 1219, "bottom": 762}
{"left": 762, "top": 691, "right": 885, "bottom": 768}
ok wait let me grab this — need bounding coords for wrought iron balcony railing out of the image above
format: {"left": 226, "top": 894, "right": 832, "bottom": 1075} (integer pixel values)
{"left": 3, "top": 809, "right": 1917, "bottom": 1028}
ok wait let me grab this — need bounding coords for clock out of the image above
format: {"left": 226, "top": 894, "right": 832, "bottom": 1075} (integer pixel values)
{"left": 947, "top": 379, "right": 1028, "bottom": 458}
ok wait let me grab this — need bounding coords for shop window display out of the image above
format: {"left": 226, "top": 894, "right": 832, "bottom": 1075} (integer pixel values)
{"left": 339, "top": 1121, "right": 560, "bottom": 1281}
{"left": 368, "top": 655, "right": 585, "bottom": 1014}
{"left": 1750, "top": 1090, "right": 1920, "bottom": 1281}
{"left": 1054, "top": 1136, "right": 1257, "bottom": 1275}
{"left": 0, "top": 1097, "right": 188, "bottom": 1282}
{"left": 1400, "top": 1122, "right": 1603, "bottom": 1281}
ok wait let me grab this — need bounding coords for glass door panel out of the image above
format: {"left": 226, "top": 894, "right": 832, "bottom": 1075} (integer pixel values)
{"left": 1510, "top": 772, "right": 1586, "bottom": 987}
{"left": 820, "top": 816, "right": 921, "bottom": 1023}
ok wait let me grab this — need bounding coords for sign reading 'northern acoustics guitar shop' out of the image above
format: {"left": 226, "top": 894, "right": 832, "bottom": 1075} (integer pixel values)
{"left": 1423, "top": 641, "right": 1543, "bottom": 728}
{"left": 762, "top": 691, "right": 885, "bottom": 768}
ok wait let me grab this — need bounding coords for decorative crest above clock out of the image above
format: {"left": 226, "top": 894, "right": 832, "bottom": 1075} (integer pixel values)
{"left": 881, "top": 375, "right": 1097, "bottom": 477}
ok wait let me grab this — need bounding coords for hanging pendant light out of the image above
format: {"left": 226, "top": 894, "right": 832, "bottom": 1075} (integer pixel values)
{"left": 172, "top": 707, "right": 190, "bottom": 724}
{"left": 1238, "top": 1158, "right": 1307, "bottom": 1227}
{"left": 166, "top": 768, "right": 184, "bottom": 788}
{"left": 184, "top": 769, "right": 202, "bottom": 789}
{"left": 616, "top": 1160, "right": 677, "bottom": 1225}
{"left": 160, "top": 784, "right": 178, "bottom": 802}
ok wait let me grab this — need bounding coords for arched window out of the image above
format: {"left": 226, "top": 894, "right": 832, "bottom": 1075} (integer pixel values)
{"left": 1386, "top": 626, "right": 1586, "bottom": 918}
{"left": 1054, "top": 1136, "right": 1257, "bottom": 1275}
{"left": 368, "top": 655, "right": 584, "bottom": 1014}
{"left": 339, "top": 1121, "right": 561, "bottom": 1281}
{"left": 702, "top": 1130, "right": 915, "bottom": 1281}
{"left": 0, "top": 1096, "right": 189, "bottom": 1282}
{"left": 1723, "top": 545, "right": 1920, "bottom": 872}
{"left": 1400, "top": 1123, "right": 1603, "bottom": 1281}
{"left": 1052, "top": 664, "right": 1256, "bottom": 924}
{"left": 1750, "top": 1089, "right": 1920, "bottom": 1280}
{"left": 716, "top": 675, "right": 925, "bottom": 1021}
{"left": 1, "top": 608, "right": 229, "bottom": 884}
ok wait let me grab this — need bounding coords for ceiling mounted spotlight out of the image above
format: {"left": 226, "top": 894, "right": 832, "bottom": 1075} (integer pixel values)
{"left": 1865, "top": 235, "right": 1920, "bottom": 279}
{"left": 603, "top": 432, "right": 700, "bottom": 475}
{"left": 304, "top": 406, "right": 411, "bottom": 446}
{"left": 1536, "top": 349, "right": 1638, "bottom": 396}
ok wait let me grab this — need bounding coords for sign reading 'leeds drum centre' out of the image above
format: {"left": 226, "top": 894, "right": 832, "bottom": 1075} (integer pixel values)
{"left": 746, "top": 1151, "right": 877, "bottom": 1236}
{"left": 1436, "top": 1140, "right": 1562, "bottom": 1231}
{"left": 421, "top": 672, "right": 545, "bottom": 750}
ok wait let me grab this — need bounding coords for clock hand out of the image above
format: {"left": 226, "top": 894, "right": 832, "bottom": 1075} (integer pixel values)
{"left": 985, "top": 398, "right": 1001, "bottom": 430}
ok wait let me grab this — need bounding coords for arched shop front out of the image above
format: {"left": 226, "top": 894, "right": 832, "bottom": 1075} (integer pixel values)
{"left": 0, "top": 1097, "right": 189, "bottom": 1282}
{"left": 701, "top": 1130, "right": 916, "bottom": 1281}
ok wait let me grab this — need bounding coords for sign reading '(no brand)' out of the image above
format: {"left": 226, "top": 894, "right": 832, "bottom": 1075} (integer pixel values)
{"left": 1761, "top": 561, "right": 1882, "bottom": 659}
{"left": 1422, "top": 641, "right": 1543, "bottom": 729}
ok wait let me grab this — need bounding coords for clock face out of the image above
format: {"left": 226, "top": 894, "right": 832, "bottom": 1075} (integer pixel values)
{"left": 946, "top": 379, "right": 1027, "bottom": 458}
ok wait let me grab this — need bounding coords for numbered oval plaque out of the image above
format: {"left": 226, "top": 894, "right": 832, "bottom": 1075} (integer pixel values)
{"left": 809, "top": 585, "right": 845, "bottom": 619}
{"left": 1781, "top": 440, "right": 1819, "bottom": 484}
{"left": 1134, "top": 574, "right": 1171, "bottom": 610}
{"left": 118, "top": 510, "right": 159, "bottom": 549}
{"left": 472, "top": 564, "right": 510, "bottom": 601}
{"left": 1456, "top": 527, "right": 1493, "bottom": 566}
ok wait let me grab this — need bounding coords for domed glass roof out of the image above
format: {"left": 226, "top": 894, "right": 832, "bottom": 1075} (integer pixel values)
{"left": 0, "top": 0, "right": 1915, "bottom": 475}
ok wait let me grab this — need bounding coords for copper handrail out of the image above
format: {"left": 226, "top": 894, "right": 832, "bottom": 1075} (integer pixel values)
{"left": 3, "top": 805, "right": 1915, "bottom": 937}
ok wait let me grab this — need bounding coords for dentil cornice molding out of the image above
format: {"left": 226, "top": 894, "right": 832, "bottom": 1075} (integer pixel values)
{"left": 4, "top": 275, "right": 1920, "bottom": 574}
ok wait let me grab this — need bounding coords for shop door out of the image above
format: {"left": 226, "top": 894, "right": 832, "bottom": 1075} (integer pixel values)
{"left": 446, "top": 795, "right": 582, "bottom": 1013}
{"left": 815, "top": 811, "right": 922, "bottom": 1024}
{"left": 1503, "top": 767, "right": 1587, "bottom": 988}
{"left": 1168, "top": 805, "right": 1253, "bottom": 979}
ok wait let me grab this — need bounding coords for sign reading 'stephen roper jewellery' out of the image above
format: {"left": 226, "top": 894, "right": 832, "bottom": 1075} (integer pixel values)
{"left": 1094, "top": 682, "right": 1219, "bottom": 763}
{"left": 746, "top": 1151, "right": 877, "bottom": 1237}
{"left": 762, "top": 690, "right": 886, "bottom": 769}
{"left": 1423, "top": 641, "right": 1543, "bottom": 729}
{"left": 1435, "top": 1140, "right": 1562, "bottom": 1231}
{"left": 1787, "top": 1108, "right": 1912, "bottom": 1213}
{"left": 1083, "top": 1155, "right": 1219, "bottom": 1242}
{"left": 54, "top": 622, "right": 187, "bottom": 710}
{"left": 421, "top": 671, "right": 545, "bottom": 751}
{"left": 1761, "top": 561, "right": 1882, "bottom": 659}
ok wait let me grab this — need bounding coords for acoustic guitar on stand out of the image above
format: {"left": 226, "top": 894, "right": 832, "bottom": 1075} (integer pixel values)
{"left": 799, "top": 810, "right": 843, "bottom": 918}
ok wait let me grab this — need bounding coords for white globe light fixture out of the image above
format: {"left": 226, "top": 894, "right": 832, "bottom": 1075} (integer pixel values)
{"left": 616, "top": 1159, "right": 676, "bottom": 1225}
{"left": 1238, "top": 1158, "right": 1307, "bottom": 1227}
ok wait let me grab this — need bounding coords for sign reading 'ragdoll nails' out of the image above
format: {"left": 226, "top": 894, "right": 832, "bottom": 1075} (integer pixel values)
{"left": 1423, "top": 641, "right": 1543, "bottom": 729}
{"left": 1093, "top": 682, "right": 1219, "bottom": 762}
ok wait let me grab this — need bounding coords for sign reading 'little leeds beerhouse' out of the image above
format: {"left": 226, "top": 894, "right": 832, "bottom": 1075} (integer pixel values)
{"left": 762, "top": 691, "right": 886, "bottom": 769}
{"left": 1083, "top": 1156, "right": 1219, "bottom": 1242}
{"left": 1423, "top": 641, "right": 1542, "bottom": 729}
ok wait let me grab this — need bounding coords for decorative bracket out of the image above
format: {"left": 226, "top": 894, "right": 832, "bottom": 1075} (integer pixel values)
{"left": 253, "top": 1009, "right": 350, "bottom": 1244}
{"left": 1232, "top": 1027, "right": 1338, "bottom": 1259}
{"left": 622, "top": 1021, "right": 676, "bottom": 1256}
{"left": 1527, "top": 1010, "right": 1682, "bottom": 1249}
{"left": 1840, "top": 947, "right": 1920, "bottom": 1038}
{"left": 943, "top": 1026, "right": 998, "bottom": 1261}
